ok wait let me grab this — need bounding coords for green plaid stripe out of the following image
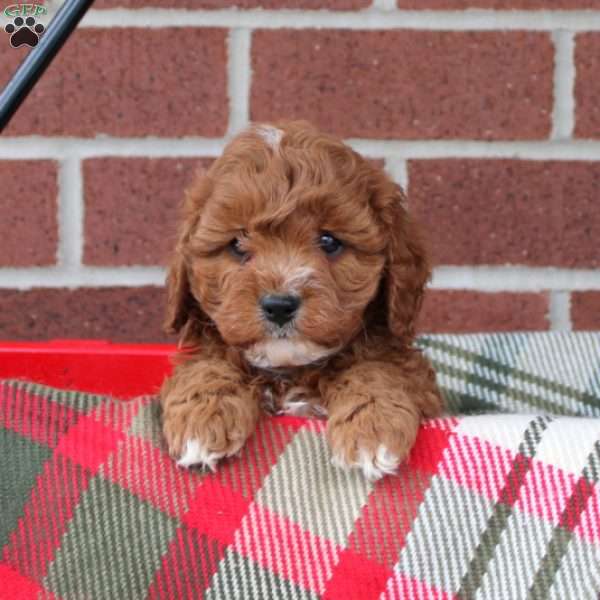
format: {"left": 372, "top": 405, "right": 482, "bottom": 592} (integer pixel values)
{"left": 0, "top": 428, "right": 51, "bottom": 547}
{"left": 44, "top": 476, "right": 178, "bottom": 599}
{"left": 207, "top": 549, "right": 320, "bottom": 600}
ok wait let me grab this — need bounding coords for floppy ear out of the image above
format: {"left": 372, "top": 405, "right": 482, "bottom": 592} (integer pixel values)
{"left": 384, "top": 184, "right": 431, "bottom": 343}
{"left": 164, "top": 248, "right": 195, "bottom": 335}
{"left": 164, "top": 167, "right": 213, "bottom": 341}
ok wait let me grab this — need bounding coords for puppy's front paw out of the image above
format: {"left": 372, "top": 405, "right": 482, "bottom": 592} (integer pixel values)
{"left": 162, "top": 390, "right": 258, "bottom": 472}
{"left": 327, "top": 401, "right": 419, "bottom": 481}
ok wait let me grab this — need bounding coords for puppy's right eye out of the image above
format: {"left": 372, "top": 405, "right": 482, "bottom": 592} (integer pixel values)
{"left": 228, "top": 238, "right": 249, "bottom": 261}
{"left": 318, "top": 232, "right": 343, "bottom": 257}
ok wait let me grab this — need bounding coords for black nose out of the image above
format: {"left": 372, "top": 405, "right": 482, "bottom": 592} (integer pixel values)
{"left": 260, "top": 294, "right": 300, "bottom": 327}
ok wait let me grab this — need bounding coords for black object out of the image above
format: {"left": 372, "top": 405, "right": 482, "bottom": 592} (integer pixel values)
{"left": 0, "top": 0, "right": 94, "bottom": 132}
{"left": 260, "top": 294, "right": 301, "bottom": 327}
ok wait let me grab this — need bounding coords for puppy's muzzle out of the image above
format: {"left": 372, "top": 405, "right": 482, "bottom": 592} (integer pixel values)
{"left": 260, "top": 294, "right": 300, "bottom": 327}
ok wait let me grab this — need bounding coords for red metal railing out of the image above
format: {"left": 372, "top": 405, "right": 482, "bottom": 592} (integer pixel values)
{"left": 0, "top": 340, "right": 176, "bottom": 398}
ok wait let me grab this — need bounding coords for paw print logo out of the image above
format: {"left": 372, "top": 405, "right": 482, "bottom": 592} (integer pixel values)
{"left": 4, "top": 16, "right": 45, "bottom": 48}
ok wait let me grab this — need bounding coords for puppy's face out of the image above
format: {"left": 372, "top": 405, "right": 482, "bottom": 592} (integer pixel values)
{"left": 167, "top": 122, "right": 429, "bottom": 368}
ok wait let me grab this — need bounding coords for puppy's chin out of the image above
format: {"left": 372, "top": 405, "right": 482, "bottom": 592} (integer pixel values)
{"left": 243, "top": 337, "right": 339, "bottom": 369}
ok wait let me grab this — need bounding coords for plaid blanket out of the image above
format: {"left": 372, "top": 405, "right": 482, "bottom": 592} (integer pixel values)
{"left": 1, "top": 332, "right": 599, "bottom": 599}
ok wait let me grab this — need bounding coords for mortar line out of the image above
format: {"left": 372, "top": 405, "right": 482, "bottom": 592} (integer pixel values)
{"left": 384, "top": 157, "right": 408, "bottom": 190}
{"left": 551, "top": 30, "right": 576, "bottom": 140}
{"left": 79, "top": 9, "right": 600, "bottom": 31}
{"left": 9, "top": 139, "right": 600, "bottom": 160}
{"left": 548, "top": 291, "right": 572, "bottom": 331}
{"left": 371, "top": 0, "right": 397, "bottom": 10}
{"left": 0, "top": 266, "right": 167, "bottom": 290}
{"left": 57, "top": 157, "right": 83, "bottom": 269}
{"left": 1, "top": 266, "right": 600, "bottom": 291}
{"left": 431, "top": 267, "right": 600, "bottom": 292}
{"left": 227, "top": 28, "right": 252, "bottom": 136}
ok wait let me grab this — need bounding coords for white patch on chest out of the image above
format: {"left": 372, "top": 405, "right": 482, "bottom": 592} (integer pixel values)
{"left": 245, "top": 338, "right": 337, "bottom": 368}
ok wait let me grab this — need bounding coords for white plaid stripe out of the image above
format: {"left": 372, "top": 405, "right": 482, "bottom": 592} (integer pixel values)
{"left": 545, "top": 536, "right": 600, "bottom": 600}
{"left": 534, "top": 418, "right": 600, "bottom": 476}
{"left": 453, "top": 414, "right": 535, "bottom": 453}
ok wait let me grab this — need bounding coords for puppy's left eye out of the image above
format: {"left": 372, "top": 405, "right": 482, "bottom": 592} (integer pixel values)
{"left": 229, "top": 238, "right": 249, "bottom": 261}
{"left": 318, "top": 232, "right": 343, "bottom": 257}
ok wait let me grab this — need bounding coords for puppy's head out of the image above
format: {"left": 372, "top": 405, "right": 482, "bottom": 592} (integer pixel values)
{"left": 166, "top": 121, "right": 430, "bottom": 368}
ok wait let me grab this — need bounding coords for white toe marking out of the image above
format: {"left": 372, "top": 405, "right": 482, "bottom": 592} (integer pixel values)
{"left": 359, "top": 445, "right": 400, "bottom": 480}
{"left": 177, "top": 439, "right": 225, "bottom": 472}
{"left": 331, "top": 444, "right": 400, "bottom": 481}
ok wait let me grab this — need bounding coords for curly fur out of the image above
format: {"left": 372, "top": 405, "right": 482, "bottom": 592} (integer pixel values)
{"left": 161, "top": 121, "right": 443, "bottom": 480}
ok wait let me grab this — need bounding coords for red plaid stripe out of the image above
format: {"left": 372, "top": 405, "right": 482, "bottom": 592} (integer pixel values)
{"left": 382, "top": 572, "right": 456, "bottom": 600}
{"left": 516, "top": 459, "right": 578, "bottom": 525}
{"left": 0, "top": 384, "right": 79, "bottom": 448}
{"left": 55, "top": 414, "right": 125, "bottom": 474}
{"left": 233, "top": 501, "right": 341, "bottom": 594}
{"left": 183, "top": 477, "right": 253, "bottom": 546}
{"left": 575, "top": 484, "right": 600, "bottom": 544}
{"left": 147, "top": 528, "right": 226, "bottom": 600}
{"left": 438, "top": 433, "right": 514, "bottom": 501}
{"left": 0, "top": 562, "right": 62, "bottom": 600}
{"left": 323, "top": 549, "right": 392, "bottom": 600}
{"left": 558, "top": 476, "right": 596, "bottom": 532}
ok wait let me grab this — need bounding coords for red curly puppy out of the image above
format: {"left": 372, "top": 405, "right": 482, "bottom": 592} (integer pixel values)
{"left": 161, "top": 121, "right": 443, "bottom": 480}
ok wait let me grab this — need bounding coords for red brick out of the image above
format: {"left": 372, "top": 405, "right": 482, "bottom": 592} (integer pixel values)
{"left": 251, "top": 30, "right": 553, "bottom": 140}
{"left": 417, "top": 290, "right": 550, "bottom": 334}
{"left": 575, "top": 33, "right": 600, "bottom": 139}
{"left": 83, "top": 158, "right": 212, "bottom": 266}
{"left": 0, "top": 287, "right": 173, "bottom": 342}
{"left": 398, "top": 0, "right": 600, "bottom": 7}
{"left": 408, "top": 160, "right": 600, "bottom": 268}
{"left": 0, "top": 160, "right": 58, "bottom": 267}
{"left": 94, "top": 0, "right": 368, "bottom": 7}
{"left": 571, "top": 292, "right": 600, "bottom": 330}
{"left": 0, "top": 29, "right": 227, "bottom": 137}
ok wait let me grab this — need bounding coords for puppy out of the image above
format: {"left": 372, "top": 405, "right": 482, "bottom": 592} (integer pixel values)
{"left": 160, "top": 121, "right": 443, "bottom": 480}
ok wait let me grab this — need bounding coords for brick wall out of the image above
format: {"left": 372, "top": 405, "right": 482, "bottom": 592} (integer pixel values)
{"left": 1, "top": 1, "right": 599, "bottom": 342}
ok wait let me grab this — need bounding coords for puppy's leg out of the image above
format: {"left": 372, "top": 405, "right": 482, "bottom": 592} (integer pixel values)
{"left": 324, "top": 356, "right": 442, "bottom": 480}
{"left": 160, "top": 359, "right": 260, "bottom": 471}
